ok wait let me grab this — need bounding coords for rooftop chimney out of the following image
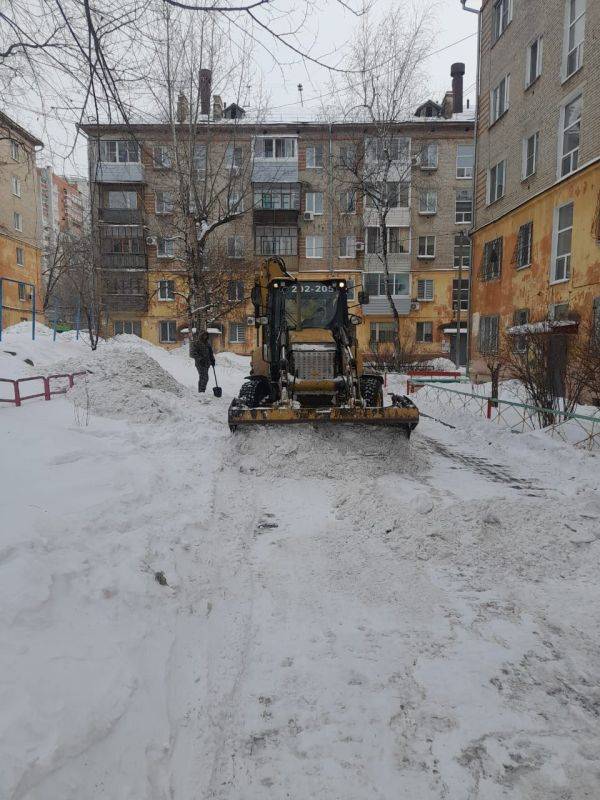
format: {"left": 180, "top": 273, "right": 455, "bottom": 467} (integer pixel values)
{"left": 451, "top": 62, "right": 465, "bottom": 115}
{"left": 176, "top": 93, "right": 189, "bottom": 124}
{"left": 199, "top": 69, "right": 212, "bottom": 117}
{"left": 212, "top": 94, "right": 224, "bottom": 121}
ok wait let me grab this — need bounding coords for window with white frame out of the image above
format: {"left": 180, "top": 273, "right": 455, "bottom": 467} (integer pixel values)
{"left": 13, "top": 211, "right": 22, "bottom": 231}
{"left": 158, "top": 280, "right": 175, "bottom": 300}
{"left": 226, "top": 144, "right": 243, "bottom": 169}
{"left": 18, "top": 282, "right": 26, "bottom": 301}
{"left": 560, "top": 94, "right": 582, "bottom": 177}
{"left": 10, "top": 140, "right": 19, "bottom": 161}
{"left": 564, "top": 0, "right": 586, "bottom": 79}
{"left": 157, "top": 238, "right": 175, "bottom": 258}
{"left": 227, "top": 280, "right": 244, "bottom": 302}
{"left": 153, "top": 145, "right": 172, "bottom": 169}
{"left": 339, "top": 190, "right": 356, "bottom": 213}
{"left": 388, "top": 227, "right": 409, "bottom": 254}
{"left": 155, "top": 190, "right": 174, "bottom": 214}
{"left": 478, "top": 315, "right": 499, "bottom": 355}
{"left": 193, "top": 143, "right": 207, "bottom": 171}
{"left": 492, "top": 0, "right": 511, "bottom": 43}
{"left": 418, "top": 236, "right": 435, "bottom": 258}
{"left": 114, "top": 320, "right": 141, "bottom": 336}
{"left": 369, "top": 321, "right": 396, "bottom": 345}
{"left": 455, "top": 190, "right": 473, "bottom": 223}
{"left": 229, "top": 322, "right": 246, "bottom": 343}
{"left": 522, "top": 132, "right": 539, "bottom": 179}
{"left": 11, "top": 176, "right": 21, "bottom": 197}
{"left": 339, "top": 236, "right": 356, "bottom": 258}
{"left": 488, "top": 159, "right": 506, "bottom": 204}
{"left": 416, "top": 321, "right": 433, "bottom": 343}
{"left": 419, "top": 190, "right": 437, "bottom": 215}
{"left": 305, "top": 235, "right": 324, "bottom": 258}
{"left": 456, "top": 145, "right": 475, "bottom": 178}
{"left": 365, "top": 137, "right": 409, "bottom": 162}
{"left": 491, "top": 75, "right": 510, "bottom": 123}
{"left": 526, "top": 36, "right": 543, "bottom": 87}
{"left": 99, "top": 140, "right": 139, "bottom": 162}
{"left": 227, "top": 235, "right": 243, "bottom": 259}
{"left": 16, "top": 246, "right": 24, "bottom": 266}
{"left": 516, "top": 222, "right": 533, "bottom": 268}
{"left": 306, "top": 144, "right": 324, "bottom": 168}
{"left": 159, "top": 320, "right": 177, "bottom": 343}
{"left": 417, "top": 279, "right": 434, "bottom": 301}
{"left": 552, "top": 201, "right": 573, "bottom": 282}
{"left": 420, "top": 142, "right": 438, "bottom": 170}
{"left": 364, "top": 272, "right": 409, "bottom": 296}
{"left": 305, "top": 192, "right": 324, "bottom": 215}
{"left": 255, "top": 137, "right": 296, "bottom": 159}
{"left": 454, "top": 235, "right": 471, "bottom": 268}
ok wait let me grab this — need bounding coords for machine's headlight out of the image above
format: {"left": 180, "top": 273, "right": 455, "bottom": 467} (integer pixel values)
{"left": 273, "top": 281, "right": 279, "bottom": 288}
{"left": 338, "top": 280, "right": 346, "bottom": 288}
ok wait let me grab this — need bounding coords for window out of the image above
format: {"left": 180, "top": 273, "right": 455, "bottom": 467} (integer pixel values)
{"left": 99, "top": 140, "right": 139, "bottom": 163}
{"left": 560, "top": 94, "right": 582, "bottom": 177}
{"left": 305, "top": 192, "right": 324, "bottom": 215}
{"left": 256, "top": 226, "right": 298, "bottom": 255}
{"left": 420, "top": 142, "right": 438, "bottom": 170}
{"left": 339, "top": 236, "right": 356, "bottom": 258}
{"left": 193, "top": 143, "right": 207, "bottom": 171}
{"left": 227, "top": 235, "right": 243, "bottom": 259}
{"left": 454, "top": 235, "right": 471, "bottom": 268}
{"left": 388, "top": 227, "right": 408, "bottom": 254}
{"left": 107, "top": 190, "right": 138, "bottom": 209}
{"left": 229, "top": 322, "right": 246, "bottom": 344}
{"left": 157, "top": 280, "right": 174, "bottom": 301}
{"left": 456, "top": 145, "right": 475, "bottom": 178}
{"left": 416, "top": 322, "right": 433, "bottom": 343}
{"left": 228, "top": 190, "right": 243, "bottom": 214}
{"left": 565, "top": 0, "right": 586, "bottom": 78}
{"left": 227, "top": 280, "right": 244, "bottom": 302}
{"left": 366, "top": 226, "right": 381, "bottom": 254}
{"left": 306, "top": 144, "right": 324, "bottom": 168}
{"left": 338, "top": 144, "right": 356, "bottom": 168}
{"left": 155, "top": 190, "right": 174, "bottom": 214}
{"left": 18, "top": 282, "right": 27, "bottom": 301}
{"left": 513, "top": 308, "right": 530, "bottom": 352}
{"left": 453, "top": 279, "right": 469, "bottom": 311}
{"left": 13, "top": 211, "right": 22, "bottom": 231}
{"left": 417, "top": 279, "right": 434, "bottom": 301}
{"left": 419, "top": 190, "right": 437, "bottom": 215}
{"left": 491, "top": 75, "right": 510, "bottom": 123}
{"left": 492, "top": 0, "right": 511, "bottom": 43}
{"left": 153, "top": 145, "right": 172, "bottom": 169}
{"left": 11, "top": 176, "right": 21, "bottom": 197}
{"left": 550, "top": 302, "right": 570, "bottom": 321}
{"left": 365, "top": 273, "right": 409, "bottom": 296}
{"left": 516, "top": 222, "right": 533, "bottom": 268}
{"left": 455, "top": 190, "right": 473, "bottom": 224}
{"left": 365, "top": 137, "right": 409, "bottom": 162}
{"left": 481, "top": 237, "right": 503, "bottom": 281}
{"left": 552, "top": 202, "right": 573, "bottom": 282}
{"left": 418, "top": 236, "right": 435, "bottom": 258}
{"left": 306, "top": 235, "right": 324, "bottom": 258}
{"left": 526, "top": 36, "right": 543, "bottom": 86}
{"left": 114, "top": 320, "right": 141, "bottom": 336}
{"left": 479, "top": 315, "right": 500, "bottom": 355}
{"left": 159, "top": 320, "right": 177, "bottom": 343}
{"left": 488, "top": 160, "right": 506, "bottom": 204}
{"left": 157, "top": 238, "right": 175, "bottom": 258}
{"left": 522, "top": 132, "right": 539, "bottom": 179}
{"left": 339, "top": 190, "right": 356, "bottom": 213}
{"left": 254, "top": 183, "right": 299, "bottom": 210}
{"left": 365, "top": 182, "right": 409, "bottom": 209}
{"left": 256, "top": 137, "right": 296, "bottom": 159}
{"left": 16, "top": 246, "right": 24, "bottom": 266}
{"left": 226, "top": 144, "right": 243, "bottom": 169}
{"left": 10, "top": 140, "right": 19, "bottom": 161}
{"left": 370, "top": 322, "right": 396, "bottom": 344}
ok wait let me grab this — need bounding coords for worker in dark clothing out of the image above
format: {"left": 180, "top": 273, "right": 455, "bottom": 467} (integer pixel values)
{"left": 190, "top": 331, "right": 215, "bottom": 393}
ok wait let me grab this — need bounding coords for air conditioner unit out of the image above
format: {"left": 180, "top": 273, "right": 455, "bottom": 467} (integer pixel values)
{"left": 246, "top": 315, "right": 256, "bottom": 326}
{"left": 146, "top": 236, "right": 157, "bottom": 246}
{"left": 410, "top": 301, "right": 420, "bottom": 311}
{"left": 303, "top": 211, "right": 314, "bottom": 222}
{"left": 355, "top": 241, "right": 365, "bottom": 251}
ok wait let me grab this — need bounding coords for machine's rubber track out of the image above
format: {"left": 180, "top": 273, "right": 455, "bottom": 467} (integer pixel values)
{"left": 360, "top": 376, "right": 384, "bottom": 408}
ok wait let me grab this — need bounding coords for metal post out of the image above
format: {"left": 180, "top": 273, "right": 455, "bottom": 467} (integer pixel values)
{"left": 32, "top": 285, "right": 36, "bottom": 340}
{"left": 0, "top": 279, "right": 3, "bottom": 342}
{"left": 53, "top": 318, "right": 57, "bottom": 341}
{"left": 75, "top": 302, "right": 81, "bottom": 339}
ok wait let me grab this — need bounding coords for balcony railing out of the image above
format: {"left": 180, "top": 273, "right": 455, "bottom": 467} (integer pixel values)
{"left": 99, "top": 208, "right": 143, "bottom": 224}
{"left": 94, "top": 162, "right": 145, "bottom": 183}
{"left": 255, "top": 237, "right": 298, "bottom": 256}
{"left": 102, "top": 292, "right": 148, "bottom": 312}
{"left": 101, "top": 253, "right": 147, "bottom": 269}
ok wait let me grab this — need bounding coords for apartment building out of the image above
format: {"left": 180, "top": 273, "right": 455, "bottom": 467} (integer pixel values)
{"left": 0, "top": 111, "right": 44, "bottom": 331}
{"left": 38, "top": 166, "right": 87, "bottom": 261}
{"left": 468, "top": 0, "right": 600, "bottom": 376}
{"left": 80, "top": 65, "right": 475, "bottom": 360}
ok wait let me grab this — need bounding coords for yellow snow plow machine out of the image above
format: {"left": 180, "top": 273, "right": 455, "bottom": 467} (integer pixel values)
{"left": 228, "top": 257, "right": 419, "bottom": 436}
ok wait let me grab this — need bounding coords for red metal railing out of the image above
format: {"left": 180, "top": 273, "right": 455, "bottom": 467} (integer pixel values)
{"left": 0, "top": 371, "right": 87, "bottom": 408}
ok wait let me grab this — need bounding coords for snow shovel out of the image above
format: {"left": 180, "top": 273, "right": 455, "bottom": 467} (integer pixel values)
{"left": 212, "top": 366, "right": 222, "bottom": 398}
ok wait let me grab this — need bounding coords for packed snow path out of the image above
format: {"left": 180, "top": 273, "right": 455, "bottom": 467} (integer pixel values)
{"left": 1, "top": 326, "right": 600, "bottom": 799}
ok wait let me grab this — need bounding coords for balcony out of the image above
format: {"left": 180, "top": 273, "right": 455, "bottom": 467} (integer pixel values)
{"left": 253, "top": 208, "right": 299, "bottom": 225}
{"left": 102, "top": 269, "right": 147, "bottom": 311}
{"left": 363, "top": 296, "right": 411, "bottom": 316}
{"left": 99, "top": 208, "right": 143, "bottom": 224}
{"left": 94, "top": 162, "right": 145, "bottom": 183}
{"left": 364, "top": 252, "right": 411, "bottom": 270}
{"left": 103, "top": 292, "right": 148, "bottom": 312}
{"left": 101, "top": 253, "right": 147, "bottom": 269}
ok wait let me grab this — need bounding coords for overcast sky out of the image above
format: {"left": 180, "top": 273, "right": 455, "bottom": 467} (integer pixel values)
{"left": 6, "top": 0, "right": 479, "bottom": 177}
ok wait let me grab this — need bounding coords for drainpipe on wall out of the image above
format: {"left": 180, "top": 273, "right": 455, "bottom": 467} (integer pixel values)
{"left": 460, "top": 0, "right": 481, "bottom": 378}
{"left": 329, "top": 122, "right": 334, "bottom": 275}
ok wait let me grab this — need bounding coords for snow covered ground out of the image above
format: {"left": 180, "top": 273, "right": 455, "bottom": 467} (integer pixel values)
{"left": 1, "top": 324, "right": 600, "bottom": 799}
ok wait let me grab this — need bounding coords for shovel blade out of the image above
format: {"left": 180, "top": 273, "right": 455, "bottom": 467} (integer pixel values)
{"left": 213, "top": 387, "right": 223, "bottom": 397}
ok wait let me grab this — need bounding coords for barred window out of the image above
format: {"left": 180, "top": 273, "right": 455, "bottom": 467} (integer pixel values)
{"left": 481, "top": 237, "right": 503, "bottom": 281}
{"left": 515, "top": 222, "right": 533, "bottom": 268}
{"left": 479, "top": 315, "right": 499, "bottom": 355}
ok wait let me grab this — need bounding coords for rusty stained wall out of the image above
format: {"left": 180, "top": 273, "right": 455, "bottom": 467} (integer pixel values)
{"left": 470, "top": 161, "right": 600, "bottom": 377}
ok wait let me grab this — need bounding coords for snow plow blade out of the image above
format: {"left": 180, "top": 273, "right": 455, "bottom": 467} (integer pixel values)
{"left": 228, "top": 399, "right": 419, "bottom": 433}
